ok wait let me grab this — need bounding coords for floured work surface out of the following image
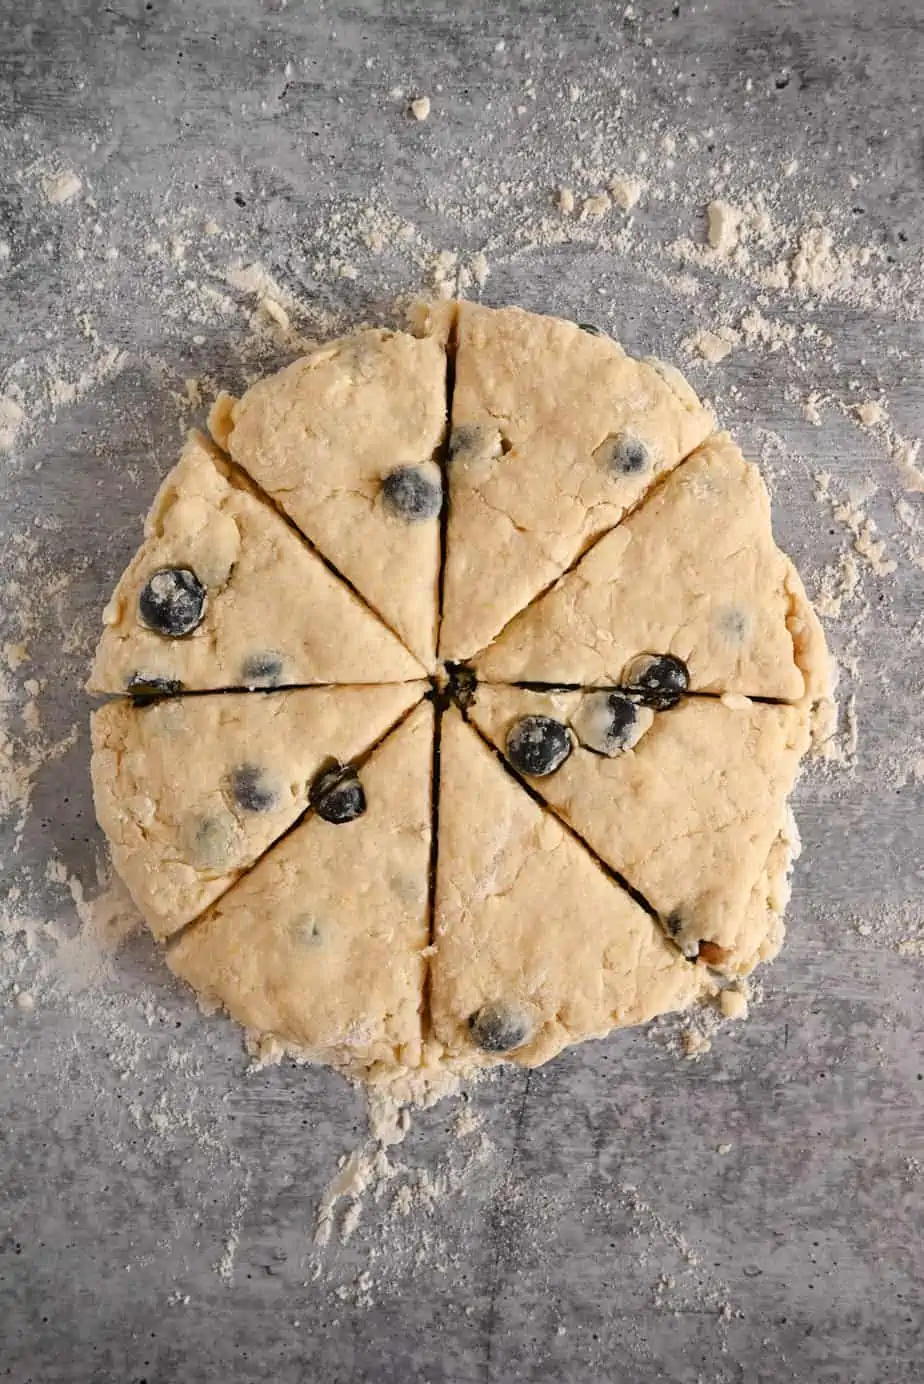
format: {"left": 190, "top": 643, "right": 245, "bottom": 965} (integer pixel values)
{"left": 90, "top": 301, "right": 831, "bottom": 1084}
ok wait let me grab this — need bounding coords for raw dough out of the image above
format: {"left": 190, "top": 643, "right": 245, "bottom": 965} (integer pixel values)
{"left": 91, "top": 683, "right": 423, "bottom": 937}
{"left": 467, "top": 685, "right": 811, "bottom": 973}
{"left": 168, "top": 701, "right": 433, "bottom": 1076}
{"left": 209, "top": 328, "right": 447, "bottom": 669}
{"left": 431, "top": 708, "right": 713, "bottom": 1066}
{"left": 89, "top": 430, "right": 423, "bottom": 693}
{"left": 475, "top": 432, "right": 831, "bottom": 703}
{"left": 89, "top": 301, "right": 830, "bottom": 1083}
{"left": 438, "top": 301, "right": 715, "bottom": 662}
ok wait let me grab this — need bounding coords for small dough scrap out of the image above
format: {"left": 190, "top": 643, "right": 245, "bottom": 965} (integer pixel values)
{"left": 475, "top": 432, "right": 831, "bottom": 702}
{"left": 431, "top": 709, "right": 712, "bottom": 1068}
{"left": 467, "top": 686, "right": 811, "bottom": 974}
{"left": 91, "top": 683, "right": 424, "bottom": 938}
{"left": 211, "top": 328, "right": 447, "bottom": 669}
{"left": 168, "top": 701, "right": 434, "bottom": 1077}
{"left": 438, "top": 302, "right": 714, "bottom": 662}
{"left": 88, "top": 430, "right": 423, "bottom": 693}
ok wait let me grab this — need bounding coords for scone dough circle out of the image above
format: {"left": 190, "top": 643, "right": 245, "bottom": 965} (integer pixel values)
{"left": 90, "top": 301, "right": 831, "bottom": 1083}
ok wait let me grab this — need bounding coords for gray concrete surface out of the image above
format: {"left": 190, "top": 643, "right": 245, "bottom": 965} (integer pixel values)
{"left": 1, "top": 1, "right": 923, "bottom": 1381}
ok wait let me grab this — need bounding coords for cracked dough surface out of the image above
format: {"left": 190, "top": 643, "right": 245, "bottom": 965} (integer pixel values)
{"left": 439, "top": 301, "right": 715, "bottom": 663}
{"left": 475, "top": 432, "right": 830, "bottom": 702}
{"left": 467, "top": 685, "right": 811, "bottom": 974}
{"left": 168, "top": 702, "right": 433, "bottom": 1077}
{"left": 90, "top": 302, "right": 829, "bottom": 1082}
{"left": 210, "top": 328, "right": 447, "bottom": 669}
{"left": 91, "top": 683, "right": 423, "bottom": 938}
{"left": 89, "top": 430, "right": 423, "bottom": 693}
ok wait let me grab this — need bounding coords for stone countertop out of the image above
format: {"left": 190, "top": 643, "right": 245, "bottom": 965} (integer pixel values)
{"left": 1, "top": 2, "right": 922, "bottom": 1380}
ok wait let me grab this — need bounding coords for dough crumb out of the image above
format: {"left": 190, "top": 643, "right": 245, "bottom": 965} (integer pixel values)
{"left": 719, "top": 989, "right": 748, "bottom": 1020}
{"left": 706, "top": 199, "right": 742, "bottom": 255}
{"left": 409, "top": 96, "right": 431, "bottom": 122}
{"left": 854, "top": 400, "right": 885, "bottom": 429}
{"left": 609, "top": 174, "right": 644, "bottom": 211}
{"left": 556, "top": 186, "right": 575, "bottom": 215}
{"left": 581, "top": 192, "right": 611, "bottom": 220}
{"left": 682, "top": 1027, "right": 712, "bottom": 1059}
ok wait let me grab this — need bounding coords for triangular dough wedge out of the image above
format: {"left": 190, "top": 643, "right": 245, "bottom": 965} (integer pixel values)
{"left": 438, "top": 302, "right": 714, "bottom": 662}
{"left": 467, "top": 686, "right": 812, "bottom": 974}
{"left": 168, "top": 701, "right": 433, "bottom": 1077}
{"left": 431, "top": 709, "right": 710, "bottom": 1068}
{"left": 210, "top": 328, "right": 447, "bottom": 669}
{"left": 88, "top": 431, "right": 422, "bottom": 694}
{"left": 475, "top": 432, "right": 830, "bottom": 703}
{"left": 91, "top": 683, "right": 424, "bottom": 939}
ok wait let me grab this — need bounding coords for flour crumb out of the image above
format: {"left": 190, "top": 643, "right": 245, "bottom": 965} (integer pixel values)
{"left": 854, "top": 400, "right": 886, "bottom": 429}
{"left": 409, "top": 96, "right": 431, "bottom": 122}
{"left": 682, "top": 1028, "right": 712, "bottom": 1059}
{"left": 556, "top": 186, "right": 575, "bottom": 215}
{"left": 581, "top": 192, "right": 611, "bottom": 221}
{"left": 686, "top": 328, "right": 735, "bottom": 364}
{"left": 718, "top": 989, "right": 748, "bottom": 1021}
{"left": 706, "top": 200, "right": 742, "bottom": 255}
{"left": 42, "top": 170, "right": 82, "bottom": 205}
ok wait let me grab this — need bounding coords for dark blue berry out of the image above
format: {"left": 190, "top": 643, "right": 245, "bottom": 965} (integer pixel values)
{"left": 623, "top": 653, "right": 689, "bottom": 710}
{"left": 309, "top": 762, "right": 366, "bottom": 824}
{"left": 240, "top": 652, "right": 284, "bottom": 688}
{"left": 469, "top": 1003, "right": 531, "bottom": 1053}
{"left": 578, "top": 322, "right": 607, "bottom": 336}
{"left": 596, "top": 433, "right": 650, "bottom": 477}
{"left": 138, "top": 567, "right": 206, "bottom": 637}
{"left": 126, "top": 673, "right": 183, "bottom": 697}
{"left": 381, "top": 466, "right": 442, "bottom": 521}
{"left": 506, "top": 716, "right": 572, "bottom": 777}
{"left": 229, "top": 764, "right": 278, "bottom": 813}
{"left": 573, "top": 690, "right": 643, "bottom": 755}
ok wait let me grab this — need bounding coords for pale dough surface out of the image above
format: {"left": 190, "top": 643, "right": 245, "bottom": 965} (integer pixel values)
{"left": 89, "top": 430, "right": 423, "bottom": 693}
{"left": 168, "top": 701, "right": 433, "bottom": 1076}
{"left": 467, "top": 685, "right": 811, "bottom": 974}
{"left": 475, "top": 432, "right": 831, "bottom": 703}
{"left": 431, "top": 709, "right": 713, "bottom": 1067}
{"left": 210, "top": 328, "right": 446, "bottom": 669}
{"left": 89, "top": 302, "right": 831, "bottom": 1081}
{"left": 438, "top": 302, "right": 715, "bottom": 662}
{"left": 91, "top": 683, "right": 423, "bottom": 938}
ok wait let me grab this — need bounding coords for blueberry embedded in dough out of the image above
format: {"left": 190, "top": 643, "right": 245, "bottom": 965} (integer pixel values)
{"left": 290, "top": 915, "right": 325, "bottom": 948}
{"left": 593, "top": 432, "right": 651, "bottom": 478}
{"left": 185, "top": 813, "right": 242, "bottom": 872}
{"left": 228, "top": 764, "right": 279, "bottom": 814}
{"left": 577, "top": 322, "right": 607, "bottom": 337}
{"left": 468, "top": 1003, "right": 532, "bottom": 1054}
{"left": 138, "top": 567, "right": 207, "bottom": 638}
{"left": 715, "top": 605, "right": 752, "bottom": 643}
{"left": 622, "top": 653, "right": 690, "bottom": 710}
{"left": 126, "top": 673, "right": 184, "bottom": 697}
{"left": 309, "top": 762, "right": 367, "bottom": 824}
{"left": 571, "top": 690, "right": 654, "bottom": 756}
{"left": 506, "top": 715, "right": 573, "bottom": 777}
{"left": 381, "top": 465, "right": 442, "bottom": 521}
{"left": 239, "top": 652, "right": 284, "bottom": 689}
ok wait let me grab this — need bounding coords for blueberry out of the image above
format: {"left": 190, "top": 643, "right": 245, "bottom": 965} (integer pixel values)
{"left": 290, "top": 915, "right": 325, "bottom": 948}
{"left": 595, "top": 433, "right": 651, "bottom": 477}
{"left": 578, "top": 322, "right": 607, "bottom": 337}
{"left": 622, "top": 653, "right": 690, "bottom": 710}
{"left": 240, "top": 652, "right": 284, "bottom": 688}
{"left": 126, "top": 673, "right": 184, "bottom": 697}
{"left": 309, "top": 762, "right": 366, "bottom": 824}
{"left": 448, "top": 426, "right": 480, "bottom": 462}
{"left": 469, "top": 1003, "right": 531, "bottom": 1054}
{"left": 138, "top": 567, "right": 206, "bottom": 637}
{"left": 381, "top": 466, "right": 442, "bottom": 521}
{"left": 571, "top": 690, "right": 652, "bottom": 756}
{"left": 506, "top": 716, "right": 572, "bottom": 777}
{"left": 228, "top": 764, "right": 278, "bottom": 813}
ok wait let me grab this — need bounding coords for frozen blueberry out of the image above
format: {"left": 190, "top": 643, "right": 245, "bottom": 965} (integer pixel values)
{"left": 291, "top": 915, "right": 325, "bottom": 948}
{"left": 506, "top": 715, "right": 572, "bottom": 777}
{"left": 381, "top": 465, "right": 442, "bottom": 521}
{"left": 309, "top": 762, "right": 366, "bottom": 824}
{"left": 578, "top": 322, "right": 606, "bottom": 337}
{"left": 469, "top": 1003, "right": 531, "bottom": 1054}
{"left": 187, "top": 813, "right": 240, "bottom": 871}
{"left": 126, "top": 673, "right": 183, "bottom": 697}
{"left": 571, "top": 690, "right": 653, "bottom": 756}
{"left": 622, "top": 653, "right": 690, "bottom": 710}
{"left": 240, "top": 652, "right": 284, "bottom": 688}
{"left": 138, "top": 567, "right": 206, "bottom": 637}
{"left": 228, "top": 764, "right": 278, "bottom": 813}
{"left": 448, "top": 425, "right": 480, "bottom": 462}
{"left": 446, "top": 662, "right": 477, "bottom": 711}
{"left": 594, "top": 432, "right": 651, "bottom": 477}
